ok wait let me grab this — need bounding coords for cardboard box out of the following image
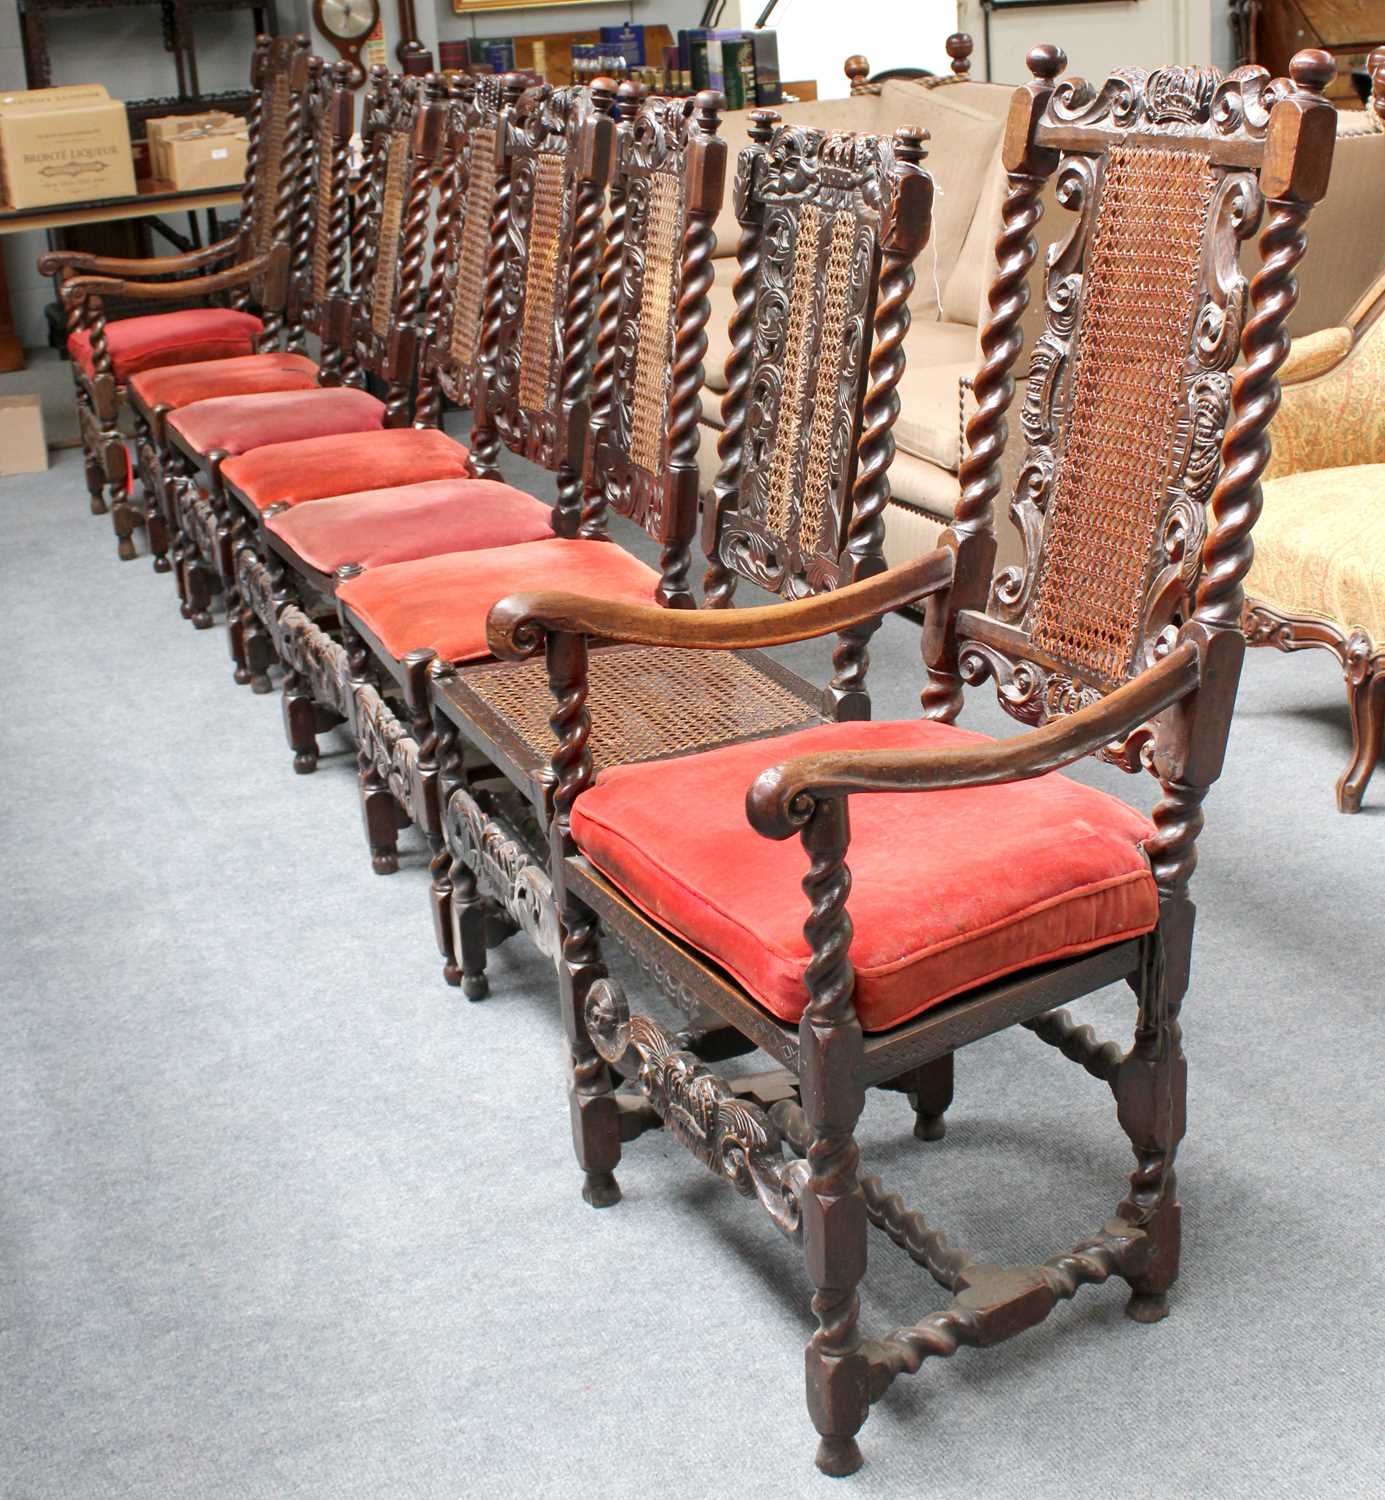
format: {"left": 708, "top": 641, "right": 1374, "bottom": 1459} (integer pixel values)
{"left": 162, "top": 119, "right": 248, "bottom": 190}
{"left": 0, "top": 95, "right": 135, "bottom": 209}
{"left": 0, "top": 395, "right": 49, "bottom": 477}
{"left": 145, "top": 110, "right": 236, "bottom": 180}
{"left": 0, "top": 84, "right": 108, "bottom": 109}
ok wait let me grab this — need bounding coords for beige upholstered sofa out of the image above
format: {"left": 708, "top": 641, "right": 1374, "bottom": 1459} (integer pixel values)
{"left": 697, "top": 74, "right": 1385, "bottom": 572}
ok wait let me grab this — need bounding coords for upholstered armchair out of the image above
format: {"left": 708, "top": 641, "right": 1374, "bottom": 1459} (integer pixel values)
{"left": 1243, "top": 270, "right": 1385, "bottom": 811}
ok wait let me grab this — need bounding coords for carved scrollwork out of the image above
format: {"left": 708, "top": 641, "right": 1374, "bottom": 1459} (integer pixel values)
{"left": 1048, "top": 63, "right": 1274, "bottom": 141}
{"left": 958, "top": 643, "right": 1102, "bottom": 726}
{"left": 1020, "top": 338, "right": 1067, "bottom": 448}
{"left": 236, "top": 549, "right": 280, "bottom": 637}
{"left": 277, "top": 605, "right": 352, "bottom": 721}
{"left": 991, "top": 449, "right": 1054, "bottom": 623}
{"left": 354, "top": 683, "right": 420, "bottom": 823}
{"left": 585, "top": 979, "right": 806, "bottom": 1237}
{"left": 442, "top": 783, "right": 559, "bottom": 960}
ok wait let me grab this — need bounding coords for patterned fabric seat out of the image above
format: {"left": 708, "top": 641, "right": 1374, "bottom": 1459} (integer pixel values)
{"left": 68, "top": 308, "right": 264, "bottom": 381}
{"left": 266, "top": 478, "right": 554, "bottom": 574}
{"left": 220, "top": 428, "right": 472, "bottom": 512}
{"left": 167, "top": 387, "right": 385, "bottom": 458}
{"left": 569, "top": 718, "right": 1159, "bottom": 1033}
{"left": 1250, "top": 467, "right": 1385, "bottom": 643}
{"left": 129, "top": 353, "right": 319, "bottom": 410}
{"left": 336, "top": 538, "right": 660, "bottom": 663}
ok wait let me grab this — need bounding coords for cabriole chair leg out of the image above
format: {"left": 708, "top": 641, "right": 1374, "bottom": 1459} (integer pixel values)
{"left": 1338, "top": 651, "right": 1384, "bottom": 813}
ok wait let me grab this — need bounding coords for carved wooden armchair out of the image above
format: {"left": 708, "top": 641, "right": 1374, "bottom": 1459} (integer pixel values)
{"left": 38, "top": 34, "right": 312, "bottom": 558}
{"left": 1241, "top": 63, "right": 1385, "bottom": 811}
{"left": 125, "top": 58, "right": 356, "bottom": 600}
{"left": 160, "top": 71, "right": 474, "bottom": 678}
{"left": 482, "top": 49, "right": 1336, "bottom": 1477}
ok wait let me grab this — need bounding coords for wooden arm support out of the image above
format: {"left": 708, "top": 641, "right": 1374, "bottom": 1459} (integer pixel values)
{"left": 38, "top": 235, "right": 239, "bottom": 280}
{"left": 486, "top": 547, "right": 957, "bottom": 660}
{"left": 746, "top": 640, "right": 1204, "bottom": 838}
{"left": 60, "top": 247, "right": 282, "bottom": 308}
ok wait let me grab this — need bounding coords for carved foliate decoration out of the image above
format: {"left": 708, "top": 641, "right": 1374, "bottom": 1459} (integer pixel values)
{"left": 354, "top": 683, "right": 423, "bottom": 824}
{"left": 275, "top": 603, "right": 353, "bottom": 722}
{"left": 968, "top": 63, "right": 1268, "bottom": 763}
{"left": 711, "top": 126, "right": 894, "bottom": 599}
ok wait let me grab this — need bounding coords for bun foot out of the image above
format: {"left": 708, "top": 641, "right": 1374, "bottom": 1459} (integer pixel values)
{"left": 463, "top": 973, "right": 488, "bottom": 1001}
{"left": 292, "top": 751, "right": 318, "bottom": 775}
{"left": 191, "top": 611, "right": 213, "bottom": 630}
{"left": 582, "top": 1170, "right": 621, "bottom": 1209}
{"left": 441, "top": 960, "right": 462, "bottom": 988}
{"left": 249, "top": 673, "right": 273, "bottom": 695}
{"left": 815, "top": 1437, "right": 864, "bottom": 1478}
{"left": 1125, "top": 1291, "right": 1169, "bottom": 1324}
{"left": 117, "top": 536, "right": 137, "bottom": 562}
{"left": 233, "top": 664, "right": 252, "bottom": 685}
{"left": 90, "top": 493, "right": 108, "bottom": 515}
{"left": 152, "top": 555, "right": 172, "bottom": 574}
{"left": 914, "top": 1113, "right": 946, "bottom": 1142}
{"left": 371, "top": 851, "right": 399, "bottom": 876}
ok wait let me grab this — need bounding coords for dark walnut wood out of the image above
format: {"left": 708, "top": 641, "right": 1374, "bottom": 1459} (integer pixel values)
{"left": 41, "top": 32, "right": 310, "bottom": 560}
{"left": 485, "top": 48, "right": 1338, "bottom": 1477}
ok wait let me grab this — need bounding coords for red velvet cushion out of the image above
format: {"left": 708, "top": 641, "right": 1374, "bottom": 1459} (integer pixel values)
{"left": 266, "top": 478, "right": 554, "bottom": 573}
{"left": 221, "top": 428, "right": 472, "bottom": 512}
{"left": 168, "top": 387, "right": 385, "bottom": 458}
{"left": 570, "top": 719, "right": 1159, "bottom": 1033}
{"left": 68, "top": 308, "right": 263, "bottom": 381}
{"left": 129, "top": 353, "right": 319, "bottom": 410}
{"left": 337, "top": 538, "right": 660, "bottom": 663}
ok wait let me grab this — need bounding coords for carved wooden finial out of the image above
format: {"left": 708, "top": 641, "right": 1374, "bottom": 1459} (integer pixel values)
{"left": 616, "top": 78, "right": 642, "bottom": 121}
{"left": 1027, "top": 44, "right": 1065, "bottom": 82}
{"left": 748, "top": 108, "right": 779, "bottom": 146}
{"left": 892, "top": 125, "right": 930, "bottom": 166}
{"left": 590, "top": 75, "right": 618, "bottom": 115}
{"left": 845, "top": 55, "right": 870, "bottom": 89}
{"left": 1289, "top": 48, "right": 1335, "bottom": 96}
{"left": 501, "top": 71, "right": 527, "bottom": 107}
{"left": 694, "top": 89, "right": 725, "bottom": 135}
{"left": 946, "top": 33, "right": 973, "bottom": 76}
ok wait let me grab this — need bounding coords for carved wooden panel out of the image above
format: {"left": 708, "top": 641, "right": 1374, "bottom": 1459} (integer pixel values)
{"left": 960, "top": 66, "right": 1282, "bottom": 740}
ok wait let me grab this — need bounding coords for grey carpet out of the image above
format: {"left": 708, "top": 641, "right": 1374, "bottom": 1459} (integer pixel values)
{"left": 2, "top": 433, "right": 1381, "bottom": 1500}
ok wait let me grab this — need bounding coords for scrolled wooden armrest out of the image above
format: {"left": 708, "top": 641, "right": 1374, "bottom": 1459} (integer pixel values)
{"left": 486, "top": 547, "right": 957, "bottom": 661}
{"left": 746, "top": 639, "right": 1203, "bottom": 838}
{"left": 60, "top": 251, "right": 275, "bottom": 307}
{"left": 38, "top": 234, "right": 239, "bottom": 280}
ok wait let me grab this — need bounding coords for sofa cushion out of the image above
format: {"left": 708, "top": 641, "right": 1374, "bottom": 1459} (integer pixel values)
{"left": 704, "top": 263, "right": 738, "bottom": 393}
{"left": 168, "top": 387, "right": 385, "bottom": 458}
{"left": 1265, "top": 319, "right": 1385, "bottom": 481}
{"left": 890, "top": 321, "right": 978, "bottom": 473}
{"left": 221, "top": 428, "right": 471, "bottom": 512}
{"left": 570, "top": 717, "right": 1159, "bottom": 1032}
{"left": 129, "top": 352, "right": 319, "bottom": 410}
{"left": 1249, "top": 466, "right": 1385, "bottom": 643}
{"left": 337, "top": 538, "right": 661, "bottom": 664}
{"left": 69, "top": 308, "right": 263, "bottom": 382}
{"left": 942, "top": 151, "right": 1006, "bottom": 327}
{"left": 266, "top": 477, "right": 554, "bottom": 574}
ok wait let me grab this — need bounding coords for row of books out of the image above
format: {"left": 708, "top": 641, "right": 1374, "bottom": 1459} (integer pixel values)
{"left": 676, "top": 28, "right": 783, "bottom": 108}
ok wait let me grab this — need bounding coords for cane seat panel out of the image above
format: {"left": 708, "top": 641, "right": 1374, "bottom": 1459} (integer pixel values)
{"left": 221, "top": 428, "right": 471, "bottom": 512}
{"left": 1249, "top": 466, "right": 1385, "bottom": 642}
{"left": 69, "top": 308, "right": 264, "bottom": 381}
{"left": 336, "top": 538, "right": 660, "bottom": 664}
{"left": 569, "top": 718, "right": 1159, "bottom": 1032}
{"left": 168, "top": 387, "right": 385, "bottom": 458}
{"left": 129, "top": 353, "right": 320, "bottom": 410}
{"left": 266, "top": 478, "right": 555, "bottom": 574}
{"left": 454, "top": 646, "right": 826, "bottom": 776}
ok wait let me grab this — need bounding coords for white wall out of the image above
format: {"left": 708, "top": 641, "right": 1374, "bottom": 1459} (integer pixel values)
{"left": 768, "top": 0, "right": 958, "bottom": 99}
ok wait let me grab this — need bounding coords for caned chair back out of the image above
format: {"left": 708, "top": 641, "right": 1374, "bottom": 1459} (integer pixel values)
{"left": 238, "top": 35, "right": 311, "bottom": 269}
{"left": 284, "top": 58, "right": 355, "bottom": 363}
{"left": 950, "top": 56, "right": 1337, "bottom": 776}
{"left": 701, "top": 119, "right": 933, "bottom": 604}
{"left": 347, "top": 70, "right": 449, "bottom": 419}
{"left": 584, "top": 90, "right": 726, "bottom": 594}
{"left": 477, "top": 82, "right": 616, "bottom": 482}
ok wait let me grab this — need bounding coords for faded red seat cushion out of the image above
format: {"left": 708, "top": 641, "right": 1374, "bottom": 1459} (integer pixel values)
{"left": 168, "top": 387, "right": 385, "bottom": 458}
{"left": 221, "top": 428, "right": 471, "bottom": 512}
{"left": 267, "top": 477, "right": 554, "bottom": 573}
{"left": 129, "top": 352, "right": 319, "bottom": 410}
{"left": 337, "top": 538, "right": 660, "bottom": 663}
{"left": 570, "top": 718, "right": 1159, "bottom": 1033}
{"left": 68, "top": 308, "right": 263, "bottom": 381}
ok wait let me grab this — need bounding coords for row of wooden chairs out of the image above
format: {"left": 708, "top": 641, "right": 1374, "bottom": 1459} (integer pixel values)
{"left": 41, "top": 39, "right": 1338, "bottom": 1476}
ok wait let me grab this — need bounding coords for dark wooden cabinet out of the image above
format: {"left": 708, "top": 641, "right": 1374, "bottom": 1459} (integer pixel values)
{"left": 1240, "top": 0, "right": 1385, "bottom": 102}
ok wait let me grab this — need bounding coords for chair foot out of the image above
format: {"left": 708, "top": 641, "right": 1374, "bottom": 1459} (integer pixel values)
{"left": 117, "top": 535, "right": 137, "bottom": 562}
{"left": 249, "top": 672, "right": 273, "bottom": 695}
{"left": 89, "top": 492, "right": 108, "bottom": 516}
{"left": 293, "top": 750, "right": 318, "bottom": 775}
{"left": 581, "top": 1170, "right": 621, "bottom": 1209}
{"left": 441, "top": 959, "right": 462, "bottom": 988}
{"left": 372, "top": 849, "right": 399, "bottom": 876}
{"left": 913, "top": 1113, "right": 946, "bottom": 1142}
{"left": 1125, "top": 1291, "right": 1169, "bottom": 1324}
{"left": 814, "top": 1437, "right": 864, "bottom": 1478}
{"left": 152, "top": 554, "right": 172, "bottom": 575}
{"left": 190, "top": 610, "right": 214, "bottom": 631}
{"left": 463, "top": 972, "right": 489, "bottom": 1002}
{"left": 233, "top": 664, "right": 252, "bottom": 685}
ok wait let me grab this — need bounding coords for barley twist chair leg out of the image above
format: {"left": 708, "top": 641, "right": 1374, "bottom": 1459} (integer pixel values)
{"left": 560, "top": 894, "right": 622, "bottom": 1208}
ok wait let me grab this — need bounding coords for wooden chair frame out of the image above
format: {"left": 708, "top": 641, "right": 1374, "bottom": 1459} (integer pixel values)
{"left": 481, "top": 49, "right": 1336, "bottom": 1476}
{"left": 40, "top": 33, "right": 311, "bottom": 560}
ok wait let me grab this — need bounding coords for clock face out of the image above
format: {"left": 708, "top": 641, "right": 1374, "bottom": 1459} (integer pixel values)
{"left": 318, "top": 0, "right": 376, "bottom": 42}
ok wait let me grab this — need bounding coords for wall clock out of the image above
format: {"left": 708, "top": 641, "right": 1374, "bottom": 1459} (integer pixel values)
{"left": 313, "top": 0, "right": 381, "bottom": 86}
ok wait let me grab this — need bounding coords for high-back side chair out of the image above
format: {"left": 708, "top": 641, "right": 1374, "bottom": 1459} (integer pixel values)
{"left": 132, "top": 57, "right": 356, "bottom": 599}
{"left": 39, "top": 34, "right": 312, "bottom": 557}
{"left": 481, "top": 48, "right": 1336, "bottom": 1476}
{"left": 426, "top": 112, "right": 934, "bottom": 1011}
{"left": 159, "top": 71, "right": 472, "bottom": 678}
